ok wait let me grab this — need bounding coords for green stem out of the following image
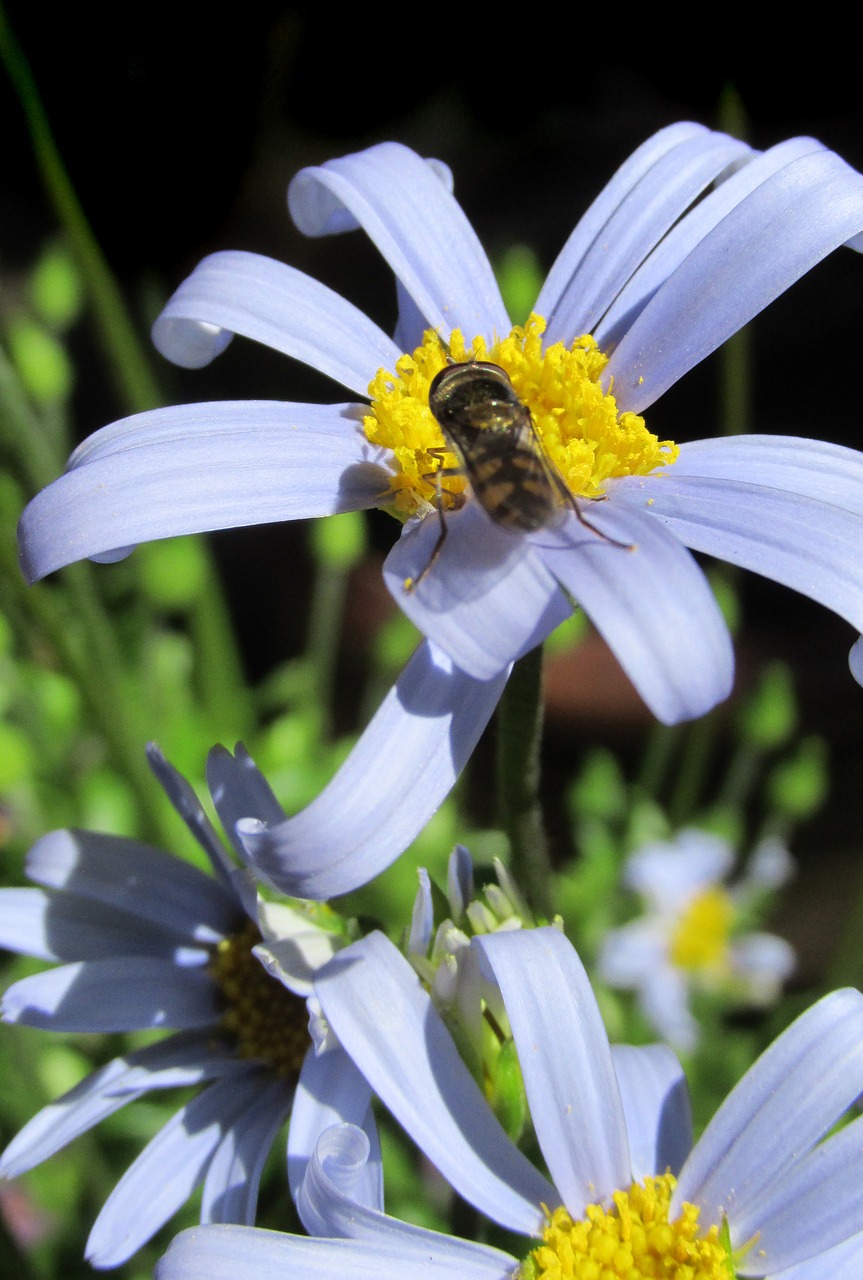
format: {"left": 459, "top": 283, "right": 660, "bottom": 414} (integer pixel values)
{"left": 0, "top": 5, "right": 161, "bottom": 414}
{"left": 496, "top": 644, "right": 551, "bottom": 917}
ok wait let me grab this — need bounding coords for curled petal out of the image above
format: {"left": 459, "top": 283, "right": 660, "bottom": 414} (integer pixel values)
{"left": 288, "top": 1046, "right": 378, "bottom": 1208}
{"left": 238, "top": 640, "right": 508, "bottom": 900}
{"left": 314, "top": 932, "right": 553, "bottom": 1234}
{"left": 152, "top": 250, "right": 400, "bottom": 396}
{"left": 289, "top": 142, "right": 509, "bottom": 340}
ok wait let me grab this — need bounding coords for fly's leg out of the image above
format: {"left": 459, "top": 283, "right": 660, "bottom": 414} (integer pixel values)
{"left": 403, "top": 449, "right": 463, "bottom": 592}
{"left": 550, "top": 471, "right": 636, "bottom": 551}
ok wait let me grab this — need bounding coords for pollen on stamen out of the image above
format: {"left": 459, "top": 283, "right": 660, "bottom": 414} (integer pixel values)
{"left": 520, "top": 1173, "right": 732, "bottom": 1280}
{"left": 364, "top": 314, "right": 678, "bottom": 521}
{"left": 208, "top": 918, "right": 309, "bottom": 1079}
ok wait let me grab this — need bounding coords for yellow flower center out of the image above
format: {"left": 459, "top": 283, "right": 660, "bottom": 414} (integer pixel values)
{"left": 209, "top": 918, "right": 309, "bottom": 1078}
{"left": 521, "top": 1173, "right": 733, "bottom": 1280}
{"left": 364, "top": 314, "right": 677, "bottom": 521}
{"left": 669, "top": 888, "right": 735, "bottom": 973}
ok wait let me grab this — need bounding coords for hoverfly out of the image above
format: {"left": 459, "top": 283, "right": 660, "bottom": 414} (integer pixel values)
{"left": 405, "top": 359, "right": 630, "bottom": 591}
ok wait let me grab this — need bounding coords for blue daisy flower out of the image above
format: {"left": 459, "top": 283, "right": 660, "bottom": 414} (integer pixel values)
{"left": 157, "top": 927, "right": 863, "bottom": 1279}
{"left": 18, "top": 124, "right": 863, "bottom": 723}
{"left": 0, "top": 743, "right": 377, "bottom": 1267}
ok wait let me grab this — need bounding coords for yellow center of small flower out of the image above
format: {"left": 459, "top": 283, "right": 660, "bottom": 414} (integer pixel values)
{"left": 669, "top": 888, "right": 735, "bottom": 973}
{"left": 364, "top": 314, "right": 678, "bottom": 521}
{"left": 521, "top": 1173, "right": 732, "bottom": 1280}
{"left": 209, "top": 919, "right": 309, "bottom": 1078}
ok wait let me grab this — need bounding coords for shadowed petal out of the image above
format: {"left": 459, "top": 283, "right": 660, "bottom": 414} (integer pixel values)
{"left": 0, "top": 1033, "right": 241, "bottom": 1179}
{"left": 314, "top": 932, "right": 554, "bottom": 1235}
{"left": 238, "top": 640, "right": 508, "bottom": 900}
{"left": 2, "top": 956, "right": 220, "bottom": 1031}
{"left": 25, "top": 827, "right": 239, "bottom": 943}
{"left": 86, "top": 1069, "right": 270, "bottom": 1267}
{"left": 537, "top": 502, "right": 734, "bottom": 724}
{"left": 152, "top": 250, "right": 400, "bottom": 396}
{"left": 610, "top": 1044, "right": 692, "bottom": 1182}
{"left": 18, "top": 402, "right": 386, "bottom": 581}
{"left": 383, "top": 503, "right": 572, "bottom": 681}
{"left": 0, "top": 886, "right": 208, "bottom": 963}
{"left": 475, "top": 929, "right": 630, "bottom": 1215}
{"left": 201, "top": 1078, "right": 293, "bottom": 1224}
{"left": 288, "top": 143, "right": 509, "bottom": 341}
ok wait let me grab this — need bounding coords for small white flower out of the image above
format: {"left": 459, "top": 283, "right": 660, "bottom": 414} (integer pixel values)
{"left": 598, "top": 828, "right": 795, "bottom": 1051}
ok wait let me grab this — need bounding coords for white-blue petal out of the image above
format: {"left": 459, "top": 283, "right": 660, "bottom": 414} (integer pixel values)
{"left": 2, "top": 956, "right": 219, "bottom": 1031}
{"left": 237, "top": 639, "right": 508, "bottom": 900}
{"left": 155, "top": 1223, "right": 513, "bottom": 1280}
{"left": 673, "top": 988, "right": 863, "bottom": 1228}
{"left": 314, "top": 932, "right": 553, "bottom": 1235}
{"left": 152, "top": 250, "right": 400, "bottom": 396}
{"left": 536, "top": 501, "right": 734, "bottom": 724}
{"left": 613, "top": 467, "right": 863, "bottom": 634}
{"left": 543, "top": 129, "right": 751, "bottom": 344}
{"left": 201, "top": 1077, "right": 293, "bottom": 1224}
{"left": 731, "top": 1112, "right": 863, "bottom": 1274}
{"left": 610, "top": 1044, "right": 692, "bottom": 1182}
{"left": 536, "top": 122, "right": 712, "bottom": 327}
{"left": 288, "top": 1045, "right": 378, "bottom": 1209}
{"left": 606, "top": 148, "right": 863, "bottom": 414}
{"left": 18, "top": 401, "right": 386, "bottom": 582}
{"left": 596, "top": 136, "right": 827, "bottom": 352}
{"left": 665, "top": 435, "right": 863, "bottom": 514}
{"left": 773, "top": 1231, "right": 863, "bottom": 1280}
{"left": 475, "top": 929, "right": 630, "bottom": 1215}
{"left": 288, "top": 142, "right": 509, "bottom": 341}
{"left": 384, "top": 503, "right": 572, "bottom": 681}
